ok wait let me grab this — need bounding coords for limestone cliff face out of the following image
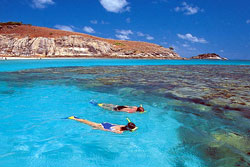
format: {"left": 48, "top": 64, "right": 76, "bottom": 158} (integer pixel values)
{"left": 0, "top": 24, "right": 181, "bottom": 59}
{"left": 0, "top": 34, "right": 112, "bottom": 57}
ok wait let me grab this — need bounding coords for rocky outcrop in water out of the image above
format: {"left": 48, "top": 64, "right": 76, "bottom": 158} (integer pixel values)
{"left": 190, "top": 53, "right": 228, "bottom": 60}
{"left": 0, "top": 24, "right": 181, "bottom": 59}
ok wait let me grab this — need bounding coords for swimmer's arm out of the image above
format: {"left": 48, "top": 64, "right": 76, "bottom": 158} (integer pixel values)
{"left": 111, "top": 129, "right": 123, "bottom": 134}
{"left": 92, "top": 127, "right": 99, "bottom": 130}
{"left": 113, "top": 126, "right": 123, "bottom": 134}
{"left": 110, "top": 126, "right": 123, "bottom": 134}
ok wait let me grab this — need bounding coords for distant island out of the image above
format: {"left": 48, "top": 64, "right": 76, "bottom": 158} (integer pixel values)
{"left": 190, "top": 53, "right": 228, "bottom": 60}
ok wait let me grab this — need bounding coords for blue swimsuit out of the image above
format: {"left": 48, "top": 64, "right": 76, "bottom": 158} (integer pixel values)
{"left": 101, "top": 122, "right": 116, "bottom": 131}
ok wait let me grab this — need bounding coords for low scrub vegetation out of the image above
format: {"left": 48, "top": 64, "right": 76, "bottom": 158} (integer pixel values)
{"left": 0, "top": 22, "right": 31, "bottom": 26}
{"left": 114, "top": 42, "right": 125, "bottom": 46}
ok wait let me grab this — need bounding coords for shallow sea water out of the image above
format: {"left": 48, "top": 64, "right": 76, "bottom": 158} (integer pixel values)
{"left": 0, "top": 59, "right": 249, "bottom": 167}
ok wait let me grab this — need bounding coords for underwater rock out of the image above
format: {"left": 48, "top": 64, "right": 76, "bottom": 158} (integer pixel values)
{"left": 1, "top": 65, "right": 249, "bottom": 120}
{"left": 213, "top": 132, "right": 250, "bottom": 153}
{"left": 206, "top": 132, "right": 250, "bottom": 166}
{"left": 1, "top": 64, "right": 250, "bottom": 167}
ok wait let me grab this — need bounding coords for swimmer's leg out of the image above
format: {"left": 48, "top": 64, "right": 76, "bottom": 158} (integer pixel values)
{"left": 99, "top": 103, "right": 118, "bottom": 111}
{"left": 69, "top": 116, "right": 103, "bottom": 129}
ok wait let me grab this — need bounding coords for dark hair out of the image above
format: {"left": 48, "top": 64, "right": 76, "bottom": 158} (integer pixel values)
{"left": 120, "top": 122, "right": 136, "bottom": 131}
{"left": 136, "top": 107, "right": 144, "bottom": 112}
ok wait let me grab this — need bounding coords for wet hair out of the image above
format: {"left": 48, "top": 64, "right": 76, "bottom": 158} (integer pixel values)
{"left": 120, "top": 122, "right": 136, "bottom": 131}
{"left": 136, "top": 107, "right": 144, "bottom": 112}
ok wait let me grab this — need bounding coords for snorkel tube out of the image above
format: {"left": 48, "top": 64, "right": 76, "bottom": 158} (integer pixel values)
{"left": 126, "top": 118, "right": 138, "bottom": 132}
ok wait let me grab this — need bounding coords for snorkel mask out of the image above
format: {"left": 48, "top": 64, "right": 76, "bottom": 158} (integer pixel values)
{"left": 126, "top": 118, "right": 138, "bottom": 132}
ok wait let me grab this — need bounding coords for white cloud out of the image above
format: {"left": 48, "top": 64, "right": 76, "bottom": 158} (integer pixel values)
{"left": 137, "top": 32, "right": 154, "bottom": 40}
{"left": 246, "top": 20, "right": 250, "bottom": 24}
{"left": 182, "top": 43, "right": 196, "bottom": 50}
{"left": 177, "top": 33, "right": 207, "bottom": 43}
{"left": 146, "top": 35, "right": 154, "bottom": 40}
{"left": 161, "top": 42, "right": 168, "bottom": 45}
{"left": 115, "top": 29, "right": 133, "bottom": 40}
{"left": 175, "top": 2, "right": 202, "bottom": 15}
{"left": 90, "top": 20, "right": 98, "bottom": 24}
{"left": 137, "top": 32, "right": 145, "bottom": 37}
{"left": 101, "top": 20, "right": 109, "bottom": 24}
{"left": 182, "top": 43, "right": 190, "bottom": 48}
{"left": 99, "top": 0, "right": 130, "bottom": 13}
{"left": 83, "top": 26, "right": 95, "bottom": 33}
{"left": 32, "top": 0, "right": 54, "bottom": 9}
{"left": 115, "top": 34, "right": 130, "bottom": 40}
{"left": 54, "top": 25, "right": 74, "bottom": 32}
{"left": 90, "top": 20, "right": 109, "bottom": 24}
{"left": 116, "top": 29, "right": 133, "bottom": 35}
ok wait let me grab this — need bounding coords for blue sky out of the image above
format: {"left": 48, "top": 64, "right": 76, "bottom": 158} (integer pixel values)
{"left": 1, "top": 0, "right": 250, "bottom": 59}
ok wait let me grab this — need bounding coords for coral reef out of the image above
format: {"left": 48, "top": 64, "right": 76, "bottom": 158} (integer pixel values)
{"left": 0, "top": 65, "right": 249, "bottom": 166}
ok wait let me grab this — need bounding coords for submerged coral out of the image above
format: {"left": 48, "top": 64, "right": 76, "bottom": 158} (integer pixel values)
{"left": 0, "top": 65, "right": 249, "bottom": 166}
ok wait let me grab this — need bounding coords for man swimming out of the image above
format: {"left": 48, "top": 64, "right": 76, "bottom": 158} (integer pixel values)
{"left": 67, "top": 116, "right": 138, "bottom": 134}
{"left": 90, "top": 101, "right": 145, "bottom": 113}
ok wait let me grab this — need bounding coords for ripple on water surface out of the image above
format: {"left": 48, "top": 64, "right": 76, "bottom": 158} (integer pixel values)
{"left": 0, "top": 65, "right": 249, "bottom": 167}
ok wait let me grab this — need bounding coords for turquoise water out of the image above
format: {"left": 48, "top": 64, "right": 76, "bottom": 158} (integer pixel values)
{"left": 0, "top": 59, "right": 249, "bottom": 167}
{"left": 0, "top": 59, "right": 250, "bottom": 72}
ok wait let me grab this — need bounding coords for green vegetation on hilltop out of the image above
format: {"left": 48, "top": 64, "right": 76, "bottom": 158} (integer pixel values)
{"left": 169, "top": 46, "right": 174, "bottom": 50}
{"left": 114, "top": 42, "right": 125, "bottom": 46}
{"left": 0, "top": 22, "right": 31, "bottom": 26}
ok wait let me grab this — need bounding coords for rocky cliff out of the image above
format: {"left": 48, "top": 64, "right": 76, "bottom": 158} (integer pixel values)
{"left": 190, "top": 53, "right": 227, "bottom": 60}
{"left": 0, "top": 24, "right": 181, "bottom": 59}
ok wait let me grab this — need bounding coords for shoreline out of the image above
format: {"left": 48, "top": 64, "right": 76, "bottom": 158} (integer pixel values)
{"left": 0, "top": 56, "right": 185, "bottom": 60}
{"left": 0, "top": 57, "right": 101, "bottom": 60}
{"left": 2, "top": 56, "right": 247, "bottom": 61}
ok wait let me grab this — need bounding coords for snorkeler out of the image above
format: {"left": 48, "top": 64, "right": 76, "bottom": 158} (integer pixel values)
{"left": 90, "top": 101, "right": 146, "bottom": 113}
{"left": 67, "top": 116, "right": 138, "bottom": 134}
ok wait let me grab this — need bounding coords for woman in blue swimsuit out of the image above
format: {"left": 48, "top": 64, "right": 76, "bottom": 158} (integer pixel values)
{"left": 67, "top": 116, "right": 137, "bottom": 134}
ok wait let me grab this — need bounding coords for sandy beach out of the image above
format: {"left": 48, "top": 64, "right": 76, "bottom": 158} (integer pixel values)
{"left": 0, "top": 56, "right": 177, "bottom": 60}
{"left": 0, "top": 56, "right": 109, "bottom": 60}
{"left": 1, "top": 57, "right": 41, "bottom": 60}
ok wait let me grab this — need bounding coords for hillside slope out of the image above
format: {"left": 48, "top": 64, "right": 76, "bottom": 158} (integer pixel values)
{"left": 0, "top": 23, "right": 182, "bottom": 59}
